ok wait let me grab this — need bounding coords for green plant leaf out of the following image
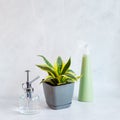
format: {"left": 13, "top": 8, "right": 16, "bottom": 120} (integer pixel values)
{"left": 40, "top": 79, "right": 45, "bottom": 84}
{"left": 66, "top": 70, "right": 76, "bottom": 77}
{"left": 48, "top": 72, "right": 53, "bottom": 76}
{"left": 40, "top": 78, "right": 54, "bottom": 85}
{"left": 36, "top": 65, "right": 57, "bottom": 77}
{"left": 44, "top": 77, "right": 55, "bottom": 84}
{"left": 67, "top": 69, "right": 76, "bottom": 74}
{"left": 66, "top": 79, "right": 75, "bottom": 83}
{"left": 57, "top": 56, "right": 63, "bottom": 75}
{"left": 76, "top": 75, "right": 82, "bottom": 80}
{"left": 52, "top": 78, "right": 59, "bottom": 85}
{"left": 61, "top": 78, "right": 74, "bottom": 84}
{"left": 63, "top": 73, "right": 77, "bottom": 80}
{"left": 44, "top": 79, "right": 55, "bottom": 85}
{"left": 61, "top": 58, "right": 71, "bottom": 74}
{"left": 38, "top": 55, "right": 53, "bottom": 68}
{"left": 41, "top": 77, "right": 59, "bottom": 86}
{"left": 45, "top": 75, "right": 54, "bottom": 80}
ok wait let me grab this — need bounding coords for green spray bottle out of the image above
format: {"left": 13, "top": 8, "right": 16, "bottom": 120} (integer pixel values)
{"left": 78, "top": 44, "right": 93, "bottom": 102}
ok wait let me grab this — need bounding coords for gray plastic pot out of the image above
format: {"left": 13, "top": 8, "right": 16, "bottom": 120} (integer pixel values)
{"left": 43, "top": 82, "right": 74, "bottom": 110}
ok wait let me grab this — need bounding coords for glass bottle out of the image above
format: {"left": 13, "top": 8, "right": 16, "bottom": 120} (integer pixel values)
{"left": 19, "top": 70, "right": 40, "bottom": 114}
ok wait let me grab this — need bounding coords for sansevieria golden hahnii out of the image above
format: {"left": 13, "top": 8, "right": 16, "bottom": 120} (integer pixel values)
{"left": 36, "top": 55, "right": 81, "bottom": 86}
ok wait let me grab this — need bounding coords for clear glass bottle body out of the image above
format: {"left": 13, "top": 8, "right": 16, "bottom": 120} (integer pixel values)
{"left": 19, "top": 93, "right": 40, "bottom": 114}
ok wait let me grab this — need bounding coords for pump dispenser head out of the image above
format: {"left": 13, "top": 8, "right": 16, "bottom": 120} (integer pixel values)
{"left": 22, "top": 70, "right": 40, "bottom": 99}
{"left": 84, "top": 44, "right": 90, "bottom": 55}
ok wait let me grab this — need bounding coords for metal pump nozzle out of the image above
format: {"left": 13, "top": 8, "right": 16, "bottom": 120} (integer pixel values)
{"left": 22, "top": 70, "right": 40, "bottom": 99}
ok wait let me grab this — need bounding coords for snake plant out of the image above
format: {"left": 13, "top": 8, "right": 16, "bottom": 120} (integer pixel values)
{"left": 36, "top": 55, "right": 81, "bottom": 86}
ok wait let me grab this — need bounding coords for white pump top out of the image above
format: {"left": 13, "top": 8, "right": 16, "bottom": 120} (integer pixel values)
{"left": 84, "top": 44, "right": 90, "bottom": 55}
{"left": 77, "top": 41, "right": 90, "bottom": 56}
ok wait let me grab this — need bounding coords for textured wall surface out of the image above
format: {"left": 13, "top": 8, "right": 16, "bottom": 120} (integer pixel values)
{"left": 0, "top": 0, "right": 120, "bottom": 98}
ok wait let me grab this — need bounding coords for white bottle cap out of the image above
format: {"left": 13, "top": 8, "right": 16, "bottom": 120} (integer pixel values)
{"left": 77, "top": 41, "right": 90, "bottom": 56}
{"left": 84, "top": 44, "right": 90, "bottom": 55}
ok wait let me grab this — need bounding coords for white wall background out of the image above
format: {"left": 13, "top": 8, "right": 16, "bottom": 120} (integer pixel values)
{"left": 0, "top": 0, "right": 120, "bottom": 99}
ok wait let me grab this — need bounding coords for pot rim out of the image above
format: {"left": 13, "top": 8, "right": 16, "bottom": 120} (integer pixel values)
{"left": 43, "top": 82, "right": 74, "bottom": 87}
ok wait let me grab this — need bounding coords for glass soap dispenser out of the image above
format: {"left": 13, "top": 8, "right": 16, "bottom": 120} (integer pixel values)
{"left": 19, "top": 70, "right": 40, "bottom": 114}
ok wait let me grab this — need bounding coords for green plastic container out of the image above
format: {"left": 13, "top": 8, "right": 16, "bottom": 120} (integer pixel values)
{"left": 78, "top": 54, "right": 93, "bottom": 102}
